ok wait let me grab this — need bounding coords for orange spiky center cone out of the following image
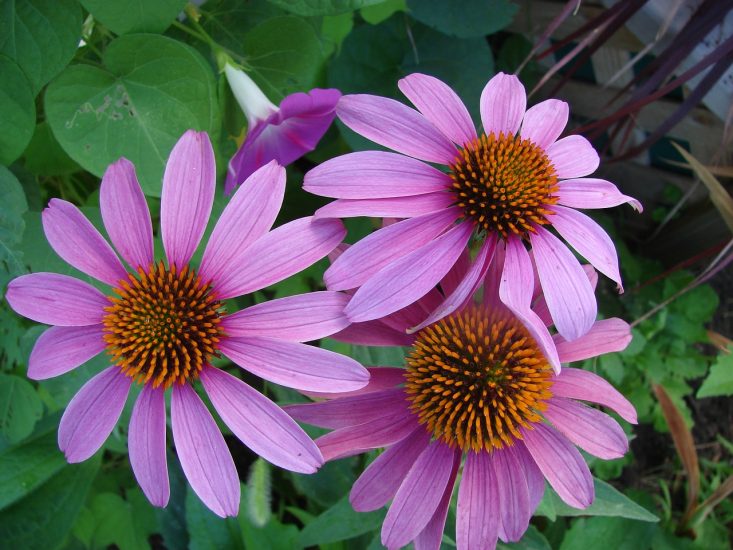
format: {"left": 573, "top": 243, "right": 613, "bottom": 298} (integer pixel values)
{"left": 449, "top": 132, "right": 559, "bottom": 238}
{"left": 102, "top": 261, "right": 225, "bottom": 388}
{"left": 405, "top": 306, "right": 554, "bottom": 452}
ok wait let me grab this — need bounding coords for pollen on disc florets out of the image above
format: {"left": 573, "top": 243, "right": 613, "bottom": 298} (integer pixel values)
{"left": 103, "top": 261, "right": 225, "bottom": 389}
{"left": 405, "top": 307, "right": 554, "bottom": 452}
{"left": 449, "top": 132, "right": 560, "bottom": 238}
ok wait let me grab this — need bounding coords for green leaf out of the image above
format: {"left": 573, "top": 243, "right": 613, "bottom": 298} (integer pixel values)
{"left": 0, "top": 165, "right": 28, "bottom": 297}
{"left": 536, "top": 479, "right": 658, "bottom": 522}
{"left": 45, "top": 34, "right": 219, "bottom": 197}
{"left": 89, "top": 492, "right": 155, "bottom": 550}
{"left": 0, "top": 374, "right": 43, "bottom": 446}
{"left": 0, "top": 55, "right": 35, "bottom": 165}
{"left": 560, "top": 516, "right": 657, "bottom": 550}
{"left": 298, "top": 495, "right": 386, "bottom": 546}
{"left": 329, "top": 15, "right": 493, "bottom": 149}
{"left": 360, "top": 0, "right": 405, "bottom": 24}
{"left": 22, "top": 121, "right": 81, "bottom": 175}
{"left": 199, "top": 0, "right": 286, "bottom": 52}
{"left": 290, "top": 457, "right": 357, "bottom": 507}
{"left": 0, "top": 456, "right": 100, "bottom": 550}
{"left": 322, "top": 12, "right": 354, "bottom": 57}
{"left": 266, "top": 0, "right": 385, "bottom": 16}
{"left": 0, "top": 0, "right": 82, "bottom": 94}
{"left": 498, "top": 525, "right": 551, "bottom": 549}
{"left": 407, "top": 0, "right": 518, "bottom": 38}
{"left": 246, "top": 458, "right": 272, "bottom": 528}
{"left": 80, "top": 0, "right": 188, "bottom": 34}
{"left": 244, "top": 16, "right": 324, "bottom": 102}
{"left": 239, "top": 513, "right": 301, "bottom": 550}
{"left": 351, "top": 345, "right": 408, "bottom": 366}
{"left": 185, "top": 486, "right": 238, "bottom": 550}
{"left": 0, "top": 427, "right": 66, "bottom": 511}
{"left": 697, "top": 349, "right": 733, "bottom": 398}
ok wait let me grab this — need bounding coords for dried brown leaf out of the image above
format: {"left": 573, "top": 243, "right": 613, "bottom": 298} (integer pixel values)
{"left": 652, "top": 384, "right": 700, "bottom": 521}
{"left": 672, "top": 143, "right": 733, "bottom": 234}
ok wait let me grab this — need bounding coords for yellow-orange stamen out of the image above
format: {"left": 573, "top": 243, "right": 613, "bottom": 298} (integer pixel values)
{"left": 102, "top": 261, "right": 224, "bottom": 388}
{"left": 405, "top": 307, "right": 553, "bottom": 452}
{"left": 449, "top": 132, "right": 559, "bottom": 237}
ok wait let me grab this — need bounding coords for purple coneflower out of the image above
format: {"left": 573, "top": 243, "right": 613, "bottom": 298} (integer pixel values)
{"left": 304, "top": 72, "right": 641, "bottom": 341}
{"left": 6, "top": 130, "right": 369, "bottom": 517}
{"left": 224, "top": 63, "right": 341, "bottom": 194}
{"left": 287, "top": 253, "right": 636, "bottom": 549}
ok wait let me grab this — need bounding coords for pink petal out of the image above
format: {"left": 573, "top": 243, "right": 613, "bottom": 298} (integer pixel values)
{"left": 200, "top": 367, "right": 323, "bottom": 474}
{"left": 557, "top": 178, "right": 643, "bottom": 212}
{"left": 336, "top": 94, "right": 458, "bottom": 164}
{"left": 58, "top": 367, "right": 131, "bottom": 462}
{"left": 28, "top": 325, "right": 106, "bottom": 380}
{"left": 160, "top": 130, "right": 216, "bottom": 267}
{"left": 532, "top": 264, "right": 597, "bottom": 326}
{"left": 316, "top": 411, "right": 418, "bottom": 461}
{"left": 456, "top": 451, "right": 499, "bottom": 550}
{"left": 129, "top": 385, "right": 169, "bottom": 507}
{"left": 551, "top": 367, "right": 637, "bottom": 424}
{"left": 304, "top": 151, "right": 451, "bottom": 199}
{"left": 544, "top": 397, "right": 628, "bottom": 459}
{"left": 514, "top": 442, "right": 545, "bottom": 510}
{"left": 171, "top": 383, "right": 239, "bottom": 518}
{"left": 521, "top": 423, "right": 594, "bottom": 509}
{"left": 300, "top": 367, "right": 406, "bottom": 401}
{"left": 550, "top": 205, "right": 623, "bottom": 289}
{"left": 530, "top": 227, "right": 596, "bottom": 341}
{"left": 499, "top": 238, "right": 561, "bottom": 372}
{"left": 380, "top": 289, "right": 444, "bottom": 334}
{"left": 546, "top": 135, "right": 599, "bottom": 179}
{"left": 214, "top": 217, "right": 345, "bottom": 300}
{"left": 285, "top": 387, "right": 408, "bottom": 430}
{"left": 345, "top": 221, "right": 472, "bottom": 322}
{"left": 382, "top": 441, "right": 458, "bottom": 549}
{"left": 480, "top": 72, "right": 526, "bottom": 137}
{"left": 493, "top": 446, "right": 532, "bottom": 542}
{"left": 440, "top": 249, "right": 471, "bottom": 297}
{"left": 555, "top": 317, "right": 632, "bottom": 363}
{"left": 200, "top": 161, "right": 285, "bottom": 283}
{"left": 350, "top": 428, "right": 431, "bottom": 512}
{"left": 314, "top": 193, "right": 453, "bottom": 219}
{"left": 520, "top": 99, "right": 569, "bottom": 149}
{"left": 220, "top": 336, "right": 369, "bottom": 393}
{"left": 398, "top": 73, "right": 477, "bottom": 145}
{"left": 408, "top": 235, "right": 496, "bottom": 333}
{"left": 330, "top": 321, "right": 415, "bottom": 347}
{"left": 325, "top": 208, "right": 460, "bottom": 291}
{"left": 42, "top": 199, "right": 127, "bottom": 286}
{"left": 100, "top": 158, "right": 154, "bottom": 270}
{"left": 222, "top": 291, "right": 349, "bottom": 342}
{"left": 413, "top": 450, "right": 460, "bottom": 550}
{"left": 6, "top": 273, "right": 108, "bottom": 326}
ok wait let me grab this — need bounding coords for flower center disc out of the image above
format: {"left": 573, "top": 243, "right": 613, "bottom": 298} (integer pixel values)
{"left": 103, "top": 262, "right": 224, "bottom": 388}
{"left": 405, "top": 307, "right": 554, "bottom": 452}
{"left": 449, "top": 132, "right": 559, "bottom": 238}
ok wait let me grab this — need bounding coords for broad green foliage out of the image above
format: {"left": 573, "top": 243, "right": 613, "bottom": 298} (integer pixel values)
{"left": 244, "top": 16, "right": 324, "bottom": 102}
{"left": 536, "top": 479, "right": 658, "bottom": 522}
{"left": 268, "top": 0, "right": 385, "bottom": 16}
{"left": 407, "top": 0, "right": 518, "bottom": 38}
{"left": 0, "top": 457, "right": 99, "bottom": 550}
{"left": 698, "top": 349, "right": 733, "bottom": 398}
{"left": 45, "top": 34, "right": 219, "bottom": 197}
{"left": 0, "top": 0, "right": 82, "bottom": 93}
{"left": 0, "top": 56, "right": 35, "bottom": 165}
{"left": 80, "top": 0, "right": 188, "bottom": 34}
{"left": 0, "top": 166, "right": 27, "bottom": 296}
{"left": 0, "top": 374, "right": 43, "bottom": 446}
